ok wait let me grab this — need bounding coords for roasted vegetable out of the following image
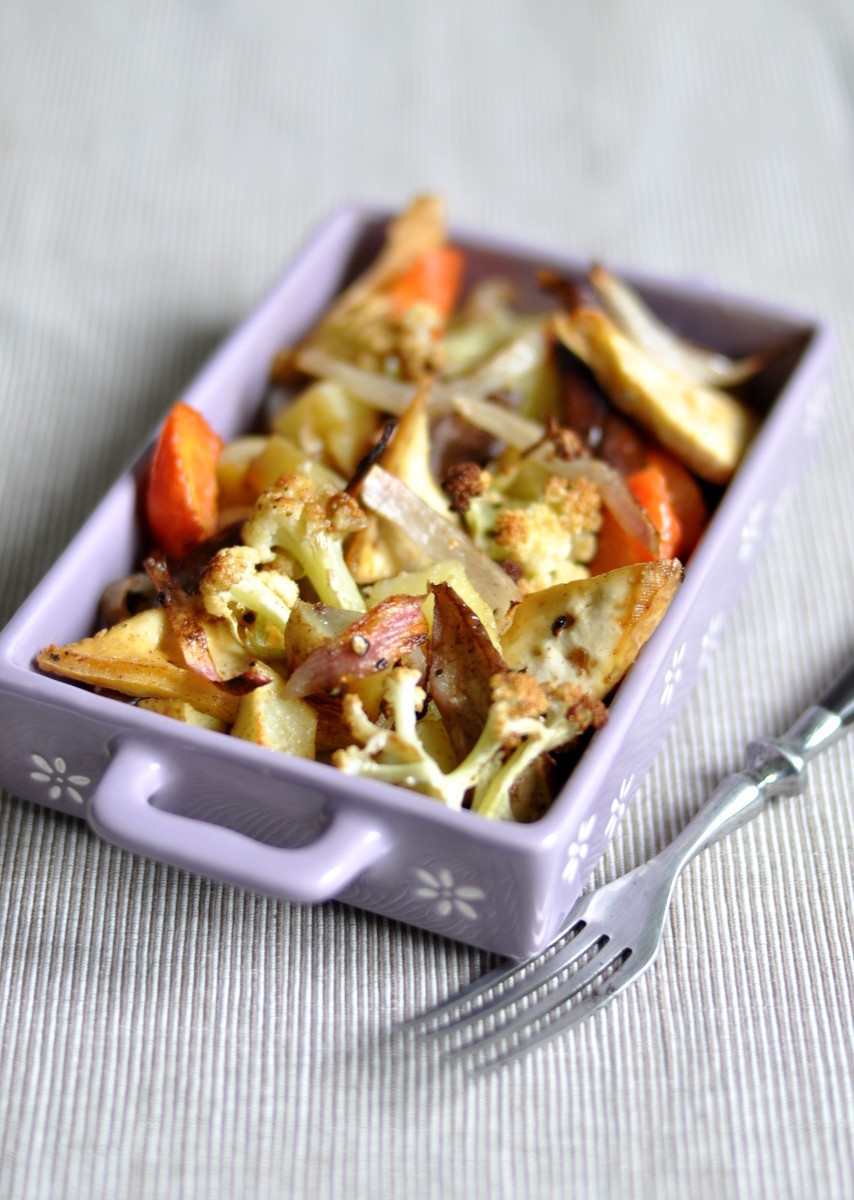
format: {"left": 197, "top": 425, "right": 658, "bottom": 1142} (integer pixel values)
{"left": 283, "top": 594, "right": 428, "bottom": 699}
{"left": 588, "top": 264, "right": 767, "bottom": 388}
{"left": 242, "top": 474, "right": 367, "bottom": 612}
{"left": 359, "top": 465, "right": 521, "bottom": 622}
{"left": 232, "top": 666, "right": 318, "bottom": 758}
{"left": 501, "top": 559, "right": 682, "bottom": 696}
{"left": 333, "top": 667, "right": 604, "bottom": 821}
{"left": 453, "top": 460, "right": 603, "bottom": 594}
{"left": 146, "top": 402, "right": 224, "bottom": 560}
{"left": 199, "top": 544, "right": 300, "bottom": 657}
{"left": 37, "top": 608, "right": 247, "bottom": 724}
{"left": 554, "top": 307, "right": 758, "bottom": 484}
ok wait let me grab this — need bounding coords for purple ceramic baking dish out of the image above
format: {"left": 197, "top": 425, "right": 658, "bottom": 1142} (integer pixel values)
{"left": 0, "top": 207, "right": 834, "bottom": 957}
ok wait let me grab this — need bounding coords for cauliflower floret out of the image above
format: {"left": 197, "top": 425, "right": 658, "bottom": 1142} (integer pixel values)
{"left": 242, "top": 474, "right": 368, "bottom": 612}
{"left": 333, "top": 667, "right": 604, "bottom": 820}
{"left": 461, "top": 471, "right": 603, "bottom": 594}
{"left": 199, "top": 544, "right": 299, "bottom": 658}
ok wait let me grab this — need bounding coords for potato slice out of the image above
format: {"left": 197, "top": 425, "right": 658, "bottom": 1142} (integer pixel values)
{"left": 379, "top": 379, "right": 454, "bottom": 518}
{"left": 555, "top": 308, "right": 758, "bottom": 483}
{"left": 232, "top": 668, "right": 317, "bottom": 758}
{"left": 501, "top": 559, "right": 682, "bottom": 697}
{"left": 37, "top": 607, "right": 245, "bottom": 723}
{"left": 271, "top": 380, "right": 379, "bottom": 478}
{"left": 137, "top": 697, "right": 228, "bottom": 731}
{"left": 216, "top": 435, "right": 270, "bottom": 508}
{"left": 245, "top": 433, "right": 344, "bottom": 495}
{"left": 588, "top": 264, "right": 767, "bottom": 388}
{"left": 365, "top": 557, "right": 502, "bottom": 649}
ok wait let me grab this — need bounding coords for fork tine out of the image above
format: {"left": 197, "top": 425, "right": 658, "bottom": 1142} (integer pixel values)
{"left": 443, "top": 941, "right": 631, "bottom": 1060}
{"left": 404, "top": 957, "right": 528, "bottom": 1034}
{"left": 468, "top": 984, "right": 624, "bottom": 1072}
{"left": 414, "top": 918, "right": 598, "bottom": 1039}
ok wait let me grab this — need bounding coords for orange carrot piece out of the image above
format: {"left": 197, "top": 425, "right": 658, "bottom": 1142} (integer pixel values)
{"left": 589, "top": 507, "right": 655, "bottom": 574}
{"left": 145, "top": 402, "right": 224, "bottom": 560}
{"left": 644, "top": 448, "right": 707, "bottom": 559}
{"left": 388, "top": 246, "right": 466, "bottom": 318}
{"left": 591, "top": 464, "right": 679, "bottom": 573}
{"left": 626, "top": 465, "right": 681, "bottom": 561}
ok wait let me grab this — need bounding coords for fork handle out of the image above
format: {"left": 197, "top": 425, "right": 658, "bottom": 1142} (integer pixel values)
{"left": 659, "top": 657, "right": 854, "bottom": 876}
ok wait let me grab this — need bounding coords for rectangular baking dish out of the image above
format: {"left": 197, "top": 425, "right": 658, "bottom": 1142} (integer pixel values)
{"left": 0, "top": 207, "right": 834, "bottom": 958}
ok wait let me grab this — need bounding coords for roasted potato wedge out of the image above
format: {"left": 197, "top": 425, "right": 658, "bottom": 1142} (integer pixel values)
{"left": 37, "top": 608, "right": 247, "bottom": 723}
{"left": 270, "top": 380, "right": 379, "bottom": 479}
{"left": 136, "top": 697, "right": 228, "bottom": 731}
{"left": 555, "top": 308, "right": 758, "bottom": 483}
{"left": 232, "top": 668, "right": 317, "bottom": 757}
{"left": 501, "top": 559, "right": 682, "bottom": 697}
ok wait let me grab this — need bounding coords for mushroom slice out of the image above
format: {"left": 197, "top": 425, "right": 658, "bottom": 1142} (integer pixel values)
{"left": 501, "top": 559, "right": 682, "bottom": 697}
{"left": 99, "top": 572, "right": 157, "bottom": 627}
{"left": 554, "top": 308, "right": 759, "bottom": 484}
{"left": 589, "top": 264, "right": 767, "bottom": 388}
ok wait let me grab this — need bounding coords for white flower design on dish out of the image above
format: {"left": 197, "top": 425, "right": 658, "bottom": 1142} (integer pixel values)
{"left": 605, "top": 775, "right": 634, "bottom": 842}
{"left": 738, "top": 500, "right": 767, "bottom": 563}
{"left": 698, "top": 612, "right": 725, "bottom": 672}
{"left": 661, "top": 643, "right": 687, "bottom": 707}
{"left": 28, "top": 754, "right": 90, "bottom": 805}
{"left": 413, "top": 867, "right": 485, "bottom": 921}
{"left": 564, "top": 815, "right": 596, "bottom": 883}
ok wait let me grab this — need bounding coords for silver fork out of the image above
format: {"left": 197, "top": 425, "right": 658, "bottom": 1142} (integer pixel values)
{"left": 410, "top": 657, "right": 854, "bottom": 1069}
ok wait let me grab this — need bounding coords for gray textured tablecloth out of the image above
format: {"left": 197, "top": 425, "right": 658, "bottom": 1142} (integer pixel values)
{"left": 2, "top": 2, "right": 853, "bottom": 1197}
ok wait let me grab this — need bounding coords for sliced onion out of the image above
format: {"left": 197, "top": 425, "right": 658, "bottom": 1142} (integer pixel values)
{"left": 589, "top": 265, "right": 766, "bottom": 388}
{"left": 296, "top": 346, "right": 418, "bottom": 415}
{"left": 453, "top": 321, "right": 551, "bottom": 396}
{"left": 450, "top": 394, "right": 543, "bottom": 450}
{"left": 359, "top": 466, "right": 521, "bottom": 619}
{"left": 300, "top": 345, "right": 658, "bottom": 557}
{"left": 297, "top": 330, "right": 551, "bottom": 420}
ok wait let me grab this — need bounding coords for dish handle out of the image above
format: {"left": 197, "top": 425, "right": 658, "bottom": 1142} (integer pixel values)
{"left": 89, "top": 741, "right": 392, "bottom": 902}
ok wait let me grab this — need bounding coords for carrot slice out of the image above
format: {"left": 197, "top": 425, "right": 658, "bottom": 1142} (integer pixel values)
{"left": 145, "top": 402, "right": 224, "bottom": 560}
{"left": 589, "top": 506, "right": 654, "bottom": 574}
{"left": 644, "top": 447, "right": 707, "bottom": 559}
{"left": 594, "top": 458, "right": 700, "bottom": 571}
{"left": 626, "top": 465, "right": 681, "bottom": 560}
{"left": 388, "top": 246, "right": 466, "bottom": 318}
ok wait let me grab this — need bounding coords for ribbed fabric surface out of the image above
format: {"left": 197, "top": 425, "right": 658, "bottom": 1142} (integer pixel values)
{"left": 2, "top": 1, "right": 853, "bottom": 1197}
